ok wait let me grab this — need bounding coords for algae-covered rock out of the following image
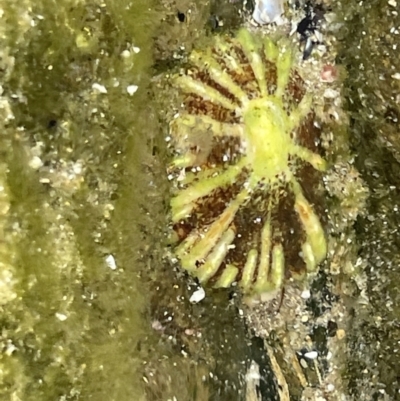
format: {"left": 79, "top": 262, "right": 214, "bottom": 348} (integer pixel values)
{"left": 0, "top": 0, "right": 158, "bottom": 400}
{"left": 337, "top": 1, "right": 400, "bottom": 399}
{"left": 1, "top": 0, "right": 399, "bottom": 400}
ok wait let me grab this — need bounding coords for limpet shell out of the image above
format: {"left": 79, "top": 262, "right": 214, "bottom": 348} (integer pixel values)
{"left": 167, "top": 28, "right": 327, "bottom": 296}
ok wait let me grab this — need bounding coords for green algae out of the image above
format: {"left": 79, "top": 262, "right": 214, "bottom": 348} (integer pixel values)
{"left": 337, "top": 0, "right": 400, "bottom": 399}
{"left": 0, "top": 0, "right": 158, "bottom": 399}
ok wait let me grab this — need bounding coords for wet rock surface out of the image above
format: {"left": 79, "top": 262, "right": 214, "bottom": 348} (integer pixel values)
{"left": 1, "top": 0, "right": 400, "bottom": 400}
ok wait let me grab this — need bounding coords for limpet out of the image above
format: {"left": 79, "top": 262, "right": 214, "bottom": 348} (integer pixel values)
{"left": 167, "top": 28, "right": 327, "bottom": 296}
